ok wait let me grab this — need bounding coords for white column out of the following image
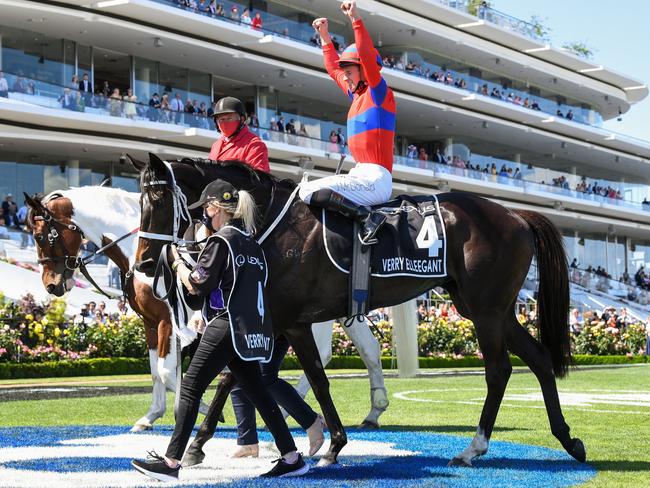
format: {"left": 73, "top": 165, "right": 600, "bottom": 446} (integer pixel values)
{"left": 444, "top": 137, "right": 454, "bottom": 160}
{"left": 67, "top": 159, "right": 80, "bottom": 188}
{"left": 390, "top": 299, "right": 419, "bottom": 378}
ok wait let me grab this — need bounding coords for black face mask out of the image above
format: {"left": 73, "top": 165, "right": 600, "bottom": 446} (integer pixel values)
{"left": 202, "top": 210, "right": 215, "bottom": 232}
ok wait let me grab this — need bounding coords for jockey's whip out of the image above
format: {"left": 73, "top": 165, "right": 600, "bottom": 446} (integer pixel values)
{"left": 335, "top": 153, "right": 346, "bottom": 175}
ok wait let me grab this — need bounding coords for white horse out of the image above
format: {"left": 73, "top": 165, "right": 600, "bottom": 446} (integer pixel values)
{"left": 28, "top": 186, "right": 196, "bottom": 431}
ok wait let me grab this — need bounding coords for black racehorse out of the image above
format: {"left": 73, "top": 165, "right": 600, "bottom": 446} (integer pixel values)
{"left": 131, "top": 154, "right": 585, "bottom": 467}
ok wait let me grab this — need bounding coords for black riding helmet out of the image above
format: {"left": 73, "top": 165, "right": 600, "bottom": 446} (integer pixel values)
{"left": 212, "top": 96, "right": 246, "bottom": 120}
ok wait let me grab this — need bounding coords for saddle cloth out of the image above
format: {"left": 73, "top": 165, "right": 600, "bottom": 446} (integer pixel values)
{"left": 322, "top": 194, "right": 447, "bottom": 278}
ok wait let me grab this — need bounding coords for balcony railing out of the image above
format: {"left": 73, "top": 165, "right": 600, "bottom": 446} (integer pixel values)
{"left": 569, "top": 267, "right": 650, "bottom": 308}
{"left": 158, "top": 0, "right": 331, "bottom": 47}
{"left": 156, "top": 0, "right": 606, "bottom": 129}
{"left": 433, "top": 1, "right": 549, "bottom": 43}
{"left": 2, "top": 70, "right": 648, "bottom": 213}
{"left": 389, "top": 51, "right": 602, "bottom": 126}
{"left": 394, "top": 155, "right": 649, "bottom": 212}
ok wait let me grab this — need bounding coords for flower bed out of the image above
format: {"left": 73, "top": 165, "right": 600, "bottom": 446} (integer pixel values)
{"left": 0, "top": 294, "right": 647, "bottom": 367}
{"left": 0, "top": 293, "right": 146, "bottom": 363}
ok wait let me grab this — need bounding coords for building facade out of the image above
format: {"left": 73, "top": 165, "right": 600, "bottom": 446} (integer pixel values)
{"left": 0, "top": 0, "right": 649, "bottom": 291}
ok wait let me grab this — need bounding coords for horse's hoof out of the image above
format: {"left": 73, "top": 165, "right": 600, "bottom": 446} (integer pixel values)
{"left": 567, "top": 438, "right": 586, "bottom": 463}
{"left": 316, "top": 456, "right": 338, "bottom": 467}
{"left": 448, "top": 457, "right": 472, "bottom": 468}
{"left": 182, "top": 448, "right": 205, "bottom": 467}
{"left": 358, "top": 420, "right": 380, "bottom": 429}
{"left": 130, "top": 424, "right": 152, "bottom": 432}
{"left": 219, "top": 413, "right": 225, "bottom": 423}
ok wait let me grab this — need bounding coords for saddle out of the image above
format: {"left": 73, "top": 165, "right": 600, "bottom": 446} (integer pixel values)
{"left": 321, "top": 194, "right": 447, "bottom": 318}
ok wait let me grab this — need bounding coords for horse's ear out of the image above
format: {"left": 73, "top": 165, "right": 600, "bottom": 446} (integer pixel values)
{"left": 193, "top": 162, "right": 206, "bottom": 177}
{"left": 126, "top": 154, "right": 146, "bottom": 172}
{"left": 99, "top": 177, "right": 112, "bottom": 187}
{"left": 23, "top": 192, "right": 42, "bottom": 210}
{"left": 148, "top": 153, "right": 166, "bottom": 173}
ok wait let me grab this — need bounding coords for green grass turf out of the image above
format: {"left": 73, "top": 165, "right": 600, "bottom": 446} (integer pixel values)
{"left": 1, "top": 364, "right": 648, "bottom": 487}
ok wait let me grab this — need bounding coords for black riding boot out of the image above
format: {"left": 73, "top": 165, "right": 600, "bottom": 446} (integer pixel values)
{"left": 309, "top": 189, "right": 386, "bottom": 244}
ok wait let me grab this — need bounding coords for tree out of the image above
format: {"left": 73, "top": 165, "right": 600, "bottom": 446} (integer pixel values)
{"left": 468, "top": 0, "right": 491, "bottom": 17}
{"left": 529, "top": 15, "right": 551, "bottom": 42}
{"left": 561, "top": 41, "right": 595, "bottom": 60}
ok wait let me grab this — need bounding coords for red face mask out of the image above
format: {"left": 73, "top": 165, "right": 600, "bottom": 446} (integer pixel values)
{"left": 218, "top": 119, "right": 241, "bottom": 137}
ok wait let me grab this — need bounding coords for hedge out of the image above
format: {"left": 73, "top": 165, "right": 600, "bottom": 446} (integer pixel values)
{"left": 1, "top": 354, "right": 646, "bottom": 379}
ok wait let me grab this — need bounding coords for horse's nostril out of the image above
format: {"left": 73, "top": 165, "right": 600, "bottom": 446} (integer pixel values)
{"left": 46, "top": 284, "right": 56, "bottom": 294}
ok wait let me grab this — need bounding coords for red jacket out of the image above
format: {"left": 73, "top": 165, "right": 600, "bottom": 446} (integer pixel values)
{"left": 322, "top": 19, "right": 396, "bottom": 172}
{"left": 208, "top": 125, "right": 270, "bottom": 173}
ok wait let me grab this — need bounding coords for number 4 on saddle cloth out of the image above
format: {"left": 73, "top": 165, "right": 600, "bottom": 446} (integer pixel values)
{"left": 321, "top": 194, "right": 448, "bottom": 318}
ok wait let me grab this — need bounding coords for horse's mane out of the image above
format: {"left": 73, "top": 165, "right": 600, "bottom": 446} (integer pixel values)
{"left": 175, "top": 158, "right": 298, "bottom": 191}
{"left": 27, "top": 187, "right": 140, "bottom": 232}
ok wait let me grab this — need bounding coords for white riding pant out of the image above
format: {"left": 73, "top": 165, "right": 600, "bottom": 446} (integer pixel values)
{"left": 299, "top": 163, "right": 392, "bottom": 206}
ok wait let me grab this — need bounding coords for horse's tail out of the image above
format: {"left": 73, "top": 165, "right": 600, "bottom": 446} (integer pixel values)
{"left": 515, "top": 210, "right": 571, "bottom": 378}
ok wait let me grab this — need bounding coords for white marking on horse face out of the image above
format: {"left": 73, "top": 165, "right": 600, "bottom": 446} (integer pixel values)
{"left": 65, "top": 278, "right": 76, "bottom": 292}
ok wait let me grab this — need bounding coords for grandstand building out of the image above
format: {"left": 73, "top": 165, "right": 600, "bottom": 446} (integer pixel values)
{"left": 0, "top": 0, "right": 649, "bottom": 311}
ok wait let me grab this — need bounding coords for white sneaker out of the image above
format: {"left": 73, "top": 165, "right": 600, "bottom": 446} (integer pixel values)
{"left": 231, "top": 444, "right": 259, "bottom": 458}
{"left": 306, "top": 414, "right": 326, "bottom": 456}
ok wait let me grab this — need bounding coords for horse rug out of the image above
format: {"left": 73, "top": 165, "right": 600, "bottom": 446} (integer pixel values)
{"left": 322, "top": 194, "right": 447, "bottom": 278}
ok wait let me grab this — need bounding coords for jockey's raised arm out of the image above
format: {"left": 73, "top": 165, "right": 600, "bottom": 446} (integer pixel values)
{"left": 352, "top": 17, "right": 382, "bottom": 93}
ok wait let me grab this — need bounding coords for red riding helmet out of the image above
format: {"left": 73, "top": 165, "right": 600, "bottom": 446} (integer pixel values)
{"left": 338, "top": 43, "right": 383, "bottom": 69}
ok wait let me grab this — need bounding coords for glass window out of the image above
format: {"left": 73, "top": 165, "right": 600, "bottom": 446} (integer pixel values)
{"left": 629, "top": 241, "right": 650, "bottom": 276}
{"left": 0, "top": 26, "right": 65, "bottom": 84}
{"left": 159, "top": 62, "right": 188, "bottom": 100}
{"left": 77, "top": 44, "right": 92, "bottom": 87}
{"left": 63, "top": 39, "right": 75, "bottom": 87}
{"left": 188, "top": 69, "right": 211, "bottom": 105}
{"left": 93, "top": 47, "right": 131, "bottom": 97}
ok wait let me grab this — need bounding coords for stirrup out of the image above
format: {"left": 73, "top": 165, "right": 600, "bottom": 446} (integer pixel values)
{"left": 358, "top": 212, "right": 386, "bottom": 246}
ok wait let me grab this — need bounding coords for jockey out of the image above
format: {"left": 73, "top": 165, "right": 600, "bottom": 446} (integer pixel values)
{"left": 300, "top": 1, "right": 396, "bottom": 243}
{"left": 209, "top": 96, "right": 270, "bottom": 173}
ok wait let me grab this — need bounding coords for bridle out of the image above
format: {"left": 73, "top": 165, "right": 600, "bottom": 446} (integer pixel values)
{"left": 33, "top": 197, "right": 139, "bottom": 298}
{"left": 137, "top": 160, "right": 195, "bottom": 246}
{"left": 137, "top": 160, "right": 202, "bottom": 301}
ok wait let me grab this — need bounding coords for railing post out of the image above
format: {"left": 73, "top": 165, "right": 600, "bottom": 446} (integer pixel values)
{"left": 390, "top": 300, "right": 419, "bottom": 378}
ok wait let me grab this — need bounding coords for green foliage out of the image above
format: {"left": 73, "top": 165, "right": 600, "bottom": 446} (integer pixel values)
{"left": 418, "top": 318, "right": 478, "bottom": 357}
{"left": 467, "top": 0, "right": 491, "bottom": 16}
{"left": 0, "top": 357, "right": 150, "bottom": 379}
{"left": 561, "top": 41, "right": 595, "bottom": 59}
{"left": 573, "top": 323, "right": 647, "bottom": 356}
{"left": 529, "top": 14, "right": 551, "bottom": 41}
{"left": 0, "top": 294, "right": 147, "bottom": 363}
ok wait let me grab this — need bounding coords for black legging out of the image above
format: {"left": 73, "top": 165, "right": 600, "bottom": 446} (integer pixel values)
{"left": 165, "top": 318, "right": 296, "bottom": 460}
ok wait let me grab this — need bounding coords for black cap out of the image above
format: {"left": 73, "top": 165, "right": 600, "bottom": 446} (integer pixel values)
{"left": 188, "top": 179, "right": 239, "bottom": 209}
{"left": 213, "top": 96, "right": 246, "bottom": 119}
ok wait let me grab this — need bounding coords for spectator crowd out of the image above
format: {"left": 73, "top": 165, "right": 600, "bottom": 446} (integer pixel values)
{"left": 72, "top": 299, "right": 130, "bottom": 326}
